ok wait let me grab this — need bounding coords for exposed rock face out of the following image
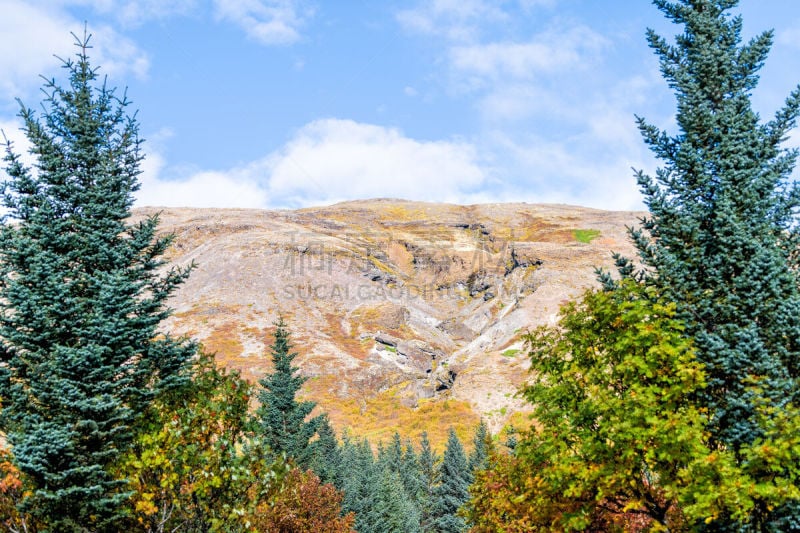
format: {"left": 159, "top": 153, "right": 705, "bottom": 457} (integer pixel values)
{"left": 142, "top": 199, "right": 643, "bottom": 437}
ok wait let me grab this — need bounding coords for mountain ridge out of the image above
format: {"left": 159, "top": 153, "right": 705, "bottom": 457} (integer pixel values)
{"left": 139, "top": 199, "right": 644, "bottom": 447}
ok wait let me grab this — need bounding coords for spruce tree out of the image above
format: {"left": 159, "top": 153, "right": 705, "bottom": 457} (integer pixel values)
{"left": 418, "top": 432, "right": 440, "bottom": 533}
{"left": 379, "top": 432, "right": 404, "bottom": 477}
{"left": 431, "top": 429, "right": 470, "bottom": 533}
{"left": 340, "top": 437, "right": 379, "bottom": 532}
{"left": 309, "top": 415, "right": 341, "bottom": 486}
{"left": 401, "top": 438, "right": 424, "bottom": 509}
{"left": 370, "top": 469, "right": 422, "bottom": 533}
{"left": 255, "top": 316, "right": 322, "bottom": 467}
{"left": 378, "top": 432, "right": 424, "bottom": 527}
{"left": 467, "top": 420, "right": 489, "bottom": 477}
{"left": 0, "top": 35, "right": 195, "bottom": 530}
{"left": 612, "top": 0, "right": 800, "bottom": 528}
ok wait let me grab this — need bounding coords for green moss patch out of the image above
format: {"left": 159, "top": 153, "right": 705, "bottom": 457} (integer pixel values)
{"left": 572, "top": 229, "right": 601, "bottom": 243}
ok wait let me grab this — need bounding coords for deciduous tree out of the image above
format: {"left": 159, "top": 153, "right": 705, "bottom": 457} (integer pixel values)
{"left": 250, "top": 469, "right": 355, "bottom": 533}
{"left": 116, "top": 353, "right": 285, "bottom": 532}
{"left": 467, "top": 281, "right": 800, "bottom": 531}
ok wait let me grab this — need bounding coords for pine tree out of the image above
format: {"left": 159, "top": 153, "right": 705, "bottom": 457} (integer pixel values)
{"left": 309, "top": 415, "right": 341, "bottom": 486}
{"left": 370, "top": 469, "right": 421, "bottom": 533}
{"left": 418, "top": 432, "right": 440, "bottom": 533}
{"left": 377, "top": 432, "right": 424, "bottom": 528}
{"left": 401, "top": 438, "right": 424, "bottom": 509}
{"left": 0, "top": 34, "right": 195, "bottom": 530}
{"left": 611, "top": 1, "right": 800, "bottom": 528}
{"left": 378, "top": 432, "right": 405, "bottom": 479}
{"left": 467, "top": 420, "right": 490, "bottom": 477}
{"left": 503, "top": 425, "right": 518, "bottom": 453}
{"left": 431, "top": 429, "right": 470, "bottom": 533}
{"left": 255, "top": 317, "right": 322, "bottom": 467}
{"left": 340, "top": 437, "right": 379, "bottom": 532}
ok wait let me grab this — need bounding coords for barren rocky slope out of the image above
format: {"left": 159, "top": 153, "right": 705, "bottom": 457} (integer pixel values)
{"left": 141, "top": 199, "right": 643, "bottom": 446}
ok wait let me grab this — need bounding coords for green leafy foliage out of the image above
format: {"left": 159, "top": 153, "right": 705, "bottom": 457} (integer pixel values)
{"left": 0, "top": 34, "right": 195, "bottom": 530}
{"left": 115, "top": 352, "right": 287, "bottom": 531}
{"left": 601, "top": 0, "right": 800, "bottom": 527}
{"left": 519, "top": 282, "right": 711, "bottom": 530}
{"left": 467, "top": 281, "right": 800, "bottom": 531}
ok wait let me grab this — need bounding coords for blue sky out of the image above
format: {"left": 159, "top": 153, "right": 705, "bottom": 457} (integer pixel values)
{"left": 2, "top": 1, "right": 800, "bottom": 211}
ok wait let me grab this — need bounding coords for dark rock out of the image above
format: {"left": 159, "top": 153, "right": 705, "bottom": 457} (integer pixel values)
{"left": 375, "top": 332, "right": 399, "bottom": 347}
{"left": 435, "top": 369, "right": 457, "bottom": 392}
{"left": 505, "top": 247, "right": 543, "bottom": 276}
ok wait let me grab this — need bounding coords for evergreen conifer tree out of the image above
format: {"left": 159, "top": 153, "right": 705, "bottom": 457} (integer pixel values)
{"left": 0, "top": 35, "right": 195, "bottom": 530}
{"left": 609, "top": 1, "right": 800, "bottom": 527}
{"left": 255, "top": 317, "right": 322, "bottom": 467}
{"left": 467, "top": 420, "right": 490, "bottom": 477}
{"left": 401, "top": 438, "right": 424, "bottom": 508}
{"left": 418, "top": 432, "right": 440, "bottom": 532}
{"left": 309, "top": 415, "right": 341, "bottom": 486}
{"left": 503, "top": 425, "right": 518, "bottom": 453}
{"left": 369, "top": 469, "right": 421, "bottom": 533}
{"left": 431, "top": 429, "right": 470, "bottom": 533}
{"left": 378, "top": 432, "right": 424, "bottom": 526}
{"left": 340, "top": 437, "right": 380, "bottom": 532}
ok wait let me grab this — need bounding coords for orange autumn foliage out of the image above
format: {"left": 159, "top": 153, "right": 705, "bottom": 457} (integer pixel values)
{"left": 250, "top": 469, "right": 354, "bottom": 533}
{"left": 0, "top": 445, "right": 39, "bottom": 532}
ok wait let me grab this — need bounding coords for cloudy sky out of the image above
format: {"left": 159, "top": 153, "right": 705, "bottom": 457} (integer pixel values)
{"left": 2, "top": 1, "right": 800, "bottom": 211}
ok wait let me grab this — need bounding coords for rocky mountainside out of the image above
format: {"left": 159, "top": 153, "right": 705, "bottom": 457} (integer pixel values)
{"left": 141, "top": 199, "right": 643, "bottom": 446}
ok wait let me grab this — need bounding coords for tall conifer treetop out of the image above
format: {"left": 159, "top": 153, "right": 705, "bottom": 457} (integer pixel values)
{"left": 618, "top": 0, "right": 800, "bottom": 451}
{"left": 432, "top": 428, "right": 470, "bottom": 533}
{"left": 606, "top": 1, "right": 800, "bottom": 528}
{"left": 0, "top": 33, "right": 195, "bottom": 530}
{"left": 255, "top": 316, "right": 322, "bottom": 467}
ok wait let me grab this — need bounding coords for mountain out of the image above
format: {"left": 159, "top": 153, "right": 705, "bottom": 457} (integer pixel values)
{"left": 141, "top": 199, "right": 642, "bottom": 447}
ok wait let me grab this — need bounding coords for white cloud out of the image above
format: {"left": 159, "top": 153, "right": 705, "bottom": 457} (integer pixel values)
{"left": 265, "top": 119, "right": 488, "bottom": 207}
{"left": 519, "top": 0, "right": 558, "bottom": 8}
{"left": 136, "top": 152, "right": 268, "bottom": 208}
{"left": 0, "top": 0, "right": 149, "bottom": 100}
{"left": 490, "top": 130, "right": 650, "bottom": 210}
{"left": 213, "top": 0, "right": 312, "bottom": 45}
{"left": 136, "top": 119, "right": 488, "bottom": 209}
{"left": 0, "top": 2, "right": 74, "bottom": 99}
{"left": 445, "top": 24, "right": 613, "bottom": 127}
{"left": 778, "top": 23, "right": 800, "bottom": 48}
{"left": 449, "top": 26, "right": 609, "bottom": 81}
{"left": 396, "top": 0, "right": 509, "bottom": 42}
{"left": 0, "top": 118, "right": 35, "bottom": 171}
{"left": 477, "top": 83, "right": 565, "bottom": 122}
